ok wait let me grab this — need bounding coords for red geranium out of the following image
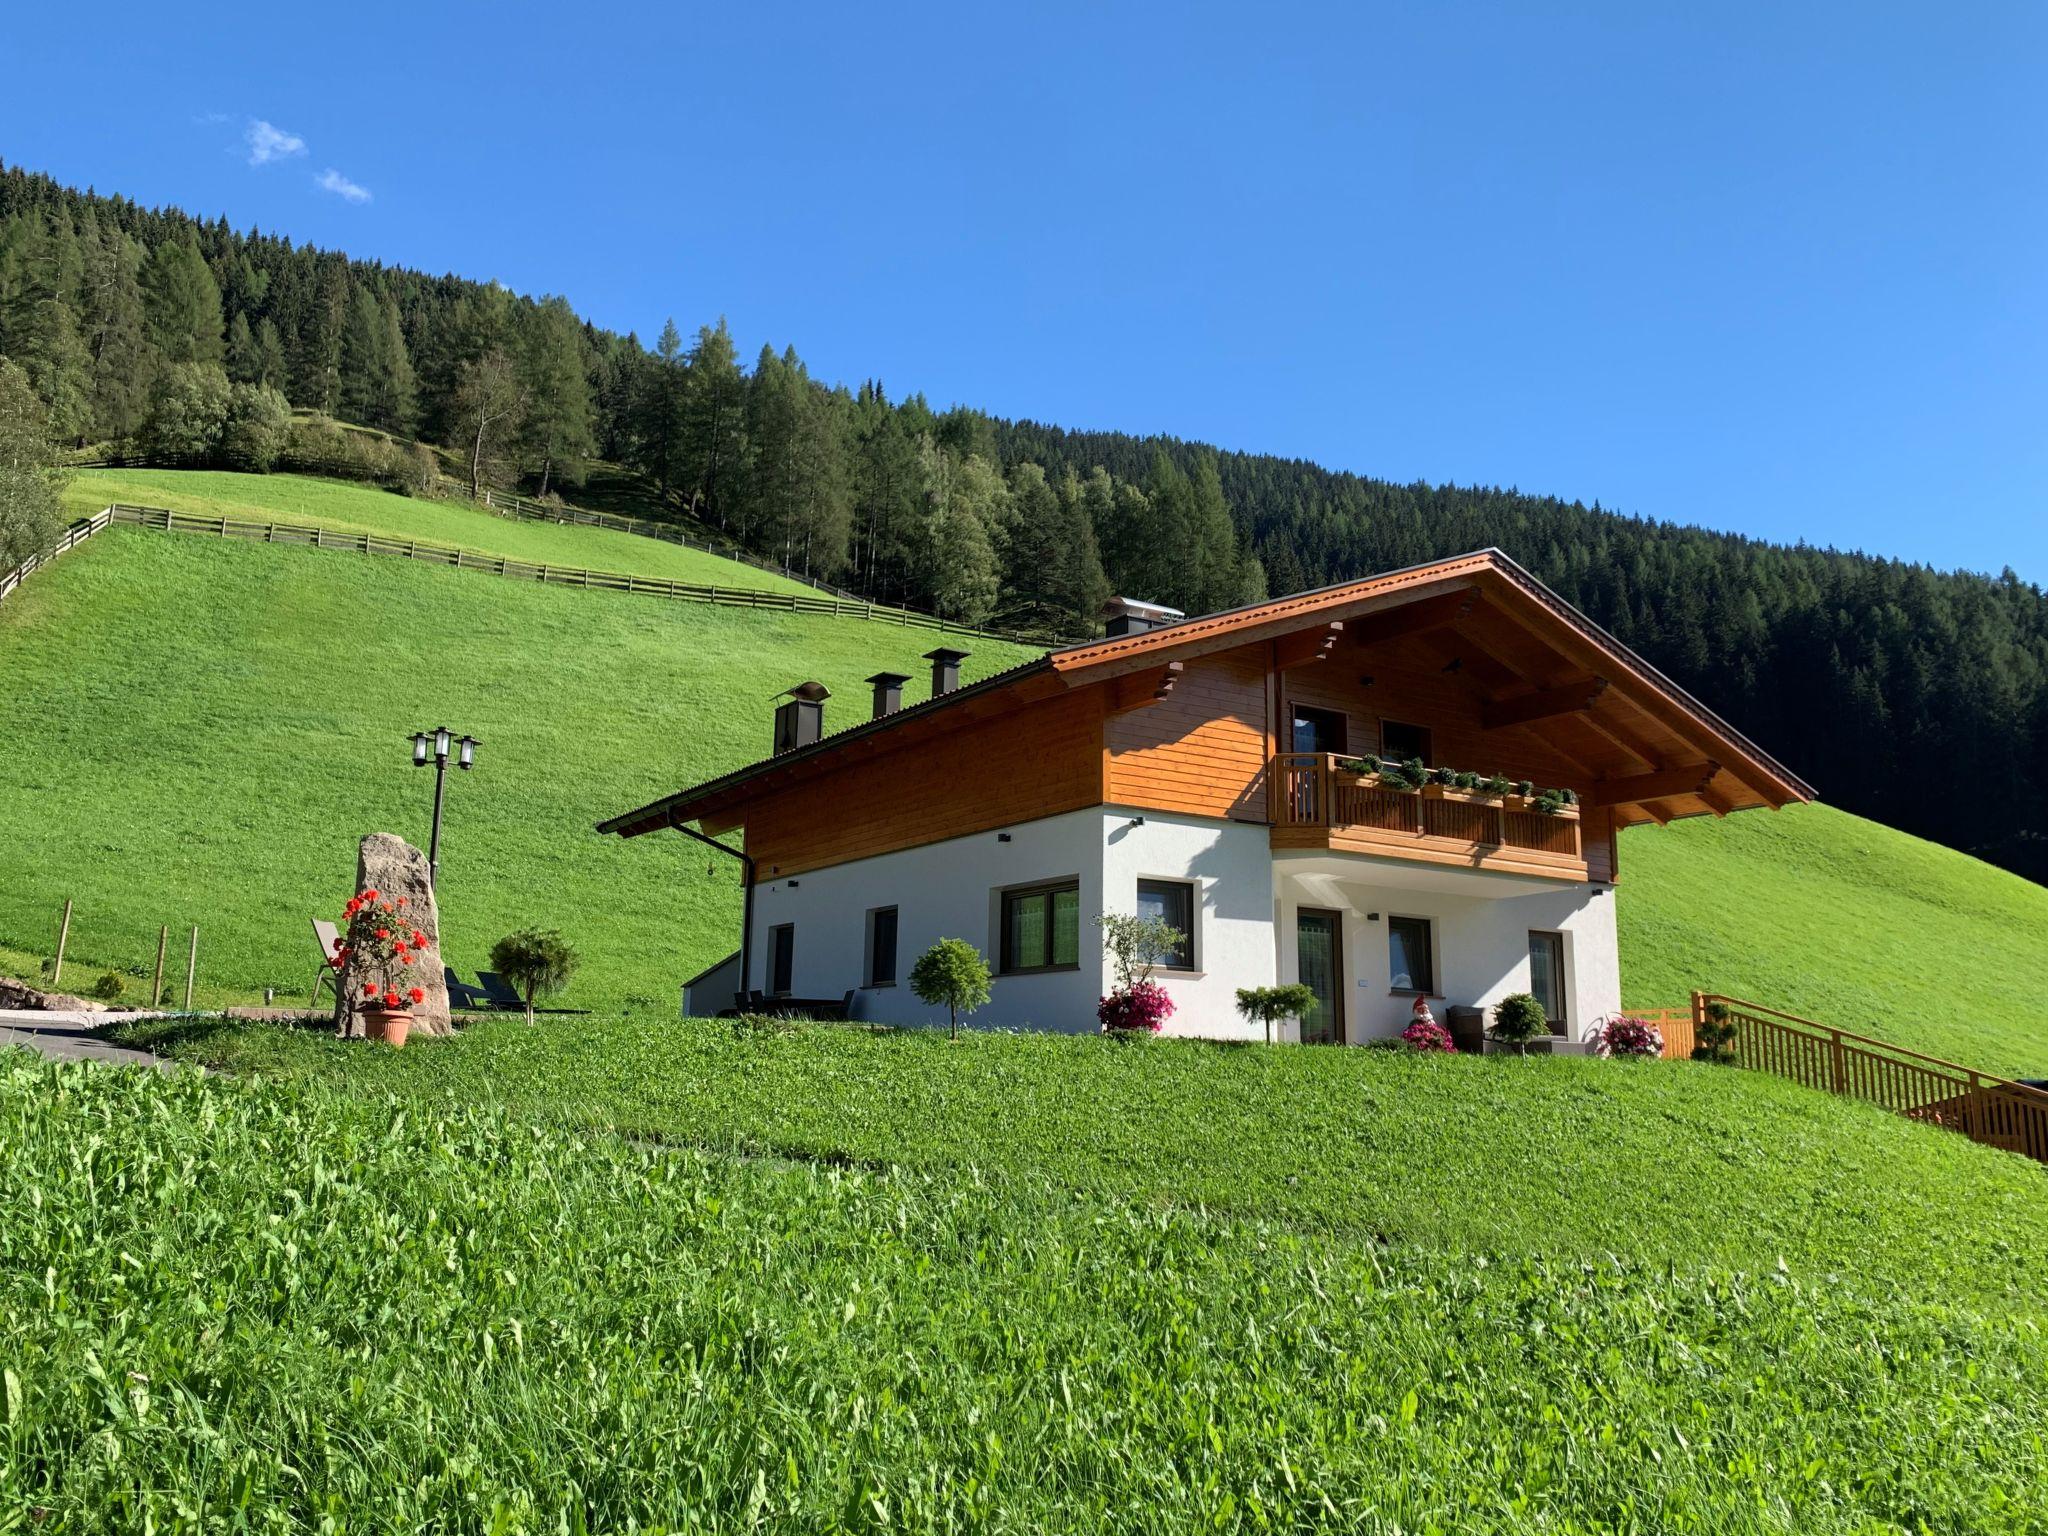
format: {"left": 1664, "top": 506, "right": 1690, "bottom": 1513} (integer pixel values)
{"left": 362, "top": 981, "right": 378, "bottom": 997}
{"left": 408, "top": 986, "right": 425, "bottom": 1004}
{"left": 1098, "top": 979, "right": 1174, "bottom": 1035}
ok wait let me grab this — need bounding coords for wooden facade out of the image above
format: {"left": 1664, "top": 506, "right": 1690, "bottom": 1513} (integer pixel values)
{"left": 599, "top": 550, "right": 1812, "bottom": 880}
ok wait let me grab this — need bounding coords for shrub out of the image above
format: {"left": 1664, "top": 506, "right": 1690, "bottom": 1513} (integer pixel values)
{"left": 0, "top": 359, "right": 66, "bottom": 570}
{"left": 1489, "top": 992, "right": 1551, "bottom": 1053}
{"left": 139, "top": 362, "right": 231, "bottom": 463}
{"left": 220, "top": 383, "right": 292, "bottom": 471}
{"left": 1453, "top": 770, "right": 1481, "bottom": 791}
{"left": 1692, "top": 1001, "right": 1739, "bottom": 1063}
{"left": 1590, "top": 1015, "right": 1664, "bottom": 1058}
{"left": 90, "top": 971, "right": 125, "bottom": 1002}
{"left": 1483, "top": 774, "right": 1512, "bottom": 796}
{"left": 1400, "top": 1018, "right": 1456, "bottom": 1052}
{"left": 489, "top": 928, "right": 581, "bottom": 1026}
{"left": 1097, "top": 911, "right": 1184, "bottom": 990}
{"left": 909, "top": 938, "right": 991, "bottom": 1040}
{"left": 1234, "top": 983, "right": 1319, "bottom": 1045}
{"left": 1099, "top": 978, "right": 1173, "bottom": 1036}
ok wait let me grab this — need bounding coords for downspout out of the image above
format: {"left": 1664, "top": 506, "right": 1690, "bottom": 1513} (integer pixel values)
{"left": 668, "top": 812, "right": 756, "bottom": 1005}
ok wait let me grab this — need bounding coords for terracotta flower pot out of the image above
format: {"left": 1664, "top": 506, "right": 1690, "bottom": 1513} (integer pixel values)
{"left": 362, "top": 1007, "right": 412, "bottom": 1048}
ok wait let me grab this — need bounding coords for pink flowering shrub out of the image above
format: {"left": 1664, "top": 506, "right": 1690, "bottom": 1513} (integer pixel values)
{"left": 1589, "top": 1015, "right": 1664, "bottom": 1059}
{"left": 1099, "top": 979, "right": 1174, "bottom": 1035}
{"left": 1399, "top": 1019, "right": 1457, "bottom": 1052}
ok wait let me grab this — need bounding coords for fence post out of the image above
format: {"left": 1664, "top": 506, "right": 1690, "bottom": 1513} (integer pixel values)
{"left": 183, "top": 926, "right": 199, "bottom": 1011}
{"left": 152, "top": 925, "right": 168, "bottom": 1008}
{"left": 1829, "top": 1028, "right": 1848, "bottom": 1095}
{"left": 52, "top": 899, "right": 73, "bottom": 987}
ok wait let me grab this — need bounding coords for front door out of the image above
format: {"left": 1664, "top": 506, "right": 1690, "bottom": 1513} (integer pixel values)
{"left": 1295, "top": 909, "right": 1344, "bottom": 1044}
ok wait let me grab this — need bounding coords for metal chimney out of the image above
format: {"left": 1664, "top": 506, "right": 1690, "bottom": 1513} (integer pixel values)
{"left": 1103, "top": 596, "right": 1186, "bottom": 638}
{"left": 865, "top": 671, "right": 912, "bottom": 720}
{"left": 923, "top": 647, "right": 969, "bottom": 697}
{"left": 772, "top": 680, "right": 831, "bottom": 754}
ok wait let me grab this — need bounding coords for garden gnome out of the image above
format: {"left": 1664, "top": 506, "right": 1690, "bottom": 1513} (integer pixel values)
{"left": 1409, "top": 995, "right": 1437, "bottom": 1030}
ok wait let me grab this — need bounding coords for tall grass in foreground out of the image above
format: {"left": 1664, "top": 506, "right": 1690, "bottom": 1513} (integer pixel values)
{"left": 2, "top": 1054, "right": 2042, "bottom": 1534}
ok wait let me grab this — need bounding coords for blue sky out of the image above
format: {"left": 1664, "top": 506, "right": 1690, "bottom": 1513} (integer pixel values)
{"left": 6, "top": 2, "right": 2045, "bottom": 579}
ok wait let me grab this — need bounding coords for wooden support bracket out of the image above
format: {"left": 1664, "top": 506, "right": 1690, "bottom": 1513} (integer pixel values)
{"left": 1110, "top": 661, "right": 1184, "bottom": 711}
{"left": 1272, "top": 623, "right": 1344, "bottom": 670}
{"left": 1587, "top": 761, "right": 1721, "bottom": 809}
{"left": 1481, "top": 677, "right": 1609, "bottom": 731}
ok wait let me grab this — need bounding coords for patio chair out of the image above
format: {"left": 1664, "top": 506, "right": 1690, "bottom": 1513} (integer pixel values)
{"left": 444, "top": 967, "right": 492, "bottom": 1011}
{"left": 476, "top": 970, "right": 526, "bottom": 1011}
{"left": 308, "top": 919, "right": 344, "bottom": 1008}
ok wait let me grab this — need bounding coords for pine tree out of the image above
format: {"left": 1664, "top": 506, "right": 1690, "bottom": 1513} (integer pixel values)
{"left": 639, "top": 318, "right": 686, "bottom": 498}
{"left": 517, "top": 295, "right": 593, "bottom": 498}
{"left": 251, "top": 318, "right": 287, "bottom": 392}
{"left": 226, "top": 311, "right": 259, "bottom": 384}
{"left": 1187, "top": 452, "right": 1243, "bottom": 613}
{"left": 0, "top": 210, "right": 93, "bottom": 443}
{"left": 139, "top": 234, "right": 223, "bottom": 366}
{"left": 913, "top": 436, "right": 998, "bottom": 624}
{"left": 849, "top": 381, "right": 920, "bottom": 597}
{"left": 377, "top": 295, "right": 417, "bottom": 437}
{"left": 337, "top": 283, "right": 388, "bottom": 427}
{"left": 81, "top": 221, "right": 153, "bottom": 443}
{"left": 678, "top": 317, "right": 745, "bottom": 524}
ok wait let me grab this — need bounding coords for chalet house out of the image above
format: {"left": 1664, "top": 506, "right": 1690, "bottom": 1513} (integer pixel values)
{"left": 599, "top": 550, "right": 1811, "bottom": 1046}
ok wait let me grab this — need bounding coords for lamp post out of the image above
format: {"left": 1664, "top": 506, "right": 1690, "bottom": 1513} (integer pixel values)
{"left": 409, "top": 726, "right": 478, "bottom": 888}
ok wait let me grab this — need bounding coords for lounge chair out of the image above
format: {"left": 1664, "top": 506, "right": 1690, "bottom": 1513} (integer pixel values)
{"left": 444, "top": 967, "right": 492, "bottom": 1010}
{"left": 308, "top": 919, "right": 344, "bottom": 1007}
{"left": 475, "top": 970, "right": 589, "bottom": 1015}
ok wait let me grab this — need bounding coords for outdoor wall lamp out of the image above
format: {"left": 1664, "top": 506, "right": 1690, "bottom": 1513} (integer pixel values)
{"left": 408, "top": 725, "right": 479, "bottom": 888}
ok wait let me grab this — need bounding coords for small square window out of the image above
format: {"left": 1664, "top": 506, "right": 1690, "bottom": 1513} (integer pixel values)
{"left": 1388, "top": 915, "right": 1434, "bottom": 995}
{"left": 1136, "top": 879, "right": 1196, "bottom": 969}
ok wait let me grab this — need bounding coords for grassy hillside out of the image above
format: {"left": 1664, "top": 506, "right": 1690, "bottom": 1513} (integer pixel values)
{"left": 7, "top": 1024, "right": 2040, "bottom": 1531}
{"left": 59, "top": 468, "right": 821, "bottom": 596}
{"left": 1620, "top": 803, "right": 2048, "bottom": 1078}
{"left": 5, "top": 470, "right": 2047, "bottom": 1078}
{"left": 0, "top": 526, "right": 1031, "bottom": 1009}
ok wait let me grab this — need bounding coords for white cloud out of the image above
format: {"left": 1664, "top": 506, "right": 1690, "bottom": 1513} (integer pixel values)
{"left": 315, "top": 168, "right": 372, "bottom": 204}
{"left": 245, "top": 119, "right": 306, "bottom": 166}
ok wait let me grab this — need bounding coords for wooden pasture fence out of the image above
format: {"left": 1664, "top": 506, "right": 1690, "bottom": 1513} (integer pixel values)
{"left": 86, "top": 504, "right": 1054, "bottom": 642}
{"left": 0, "top": 508, "right": 116, "bottom": 605}
{"left": 1671, "top": 993, "right": 2048, "bottom": 1166}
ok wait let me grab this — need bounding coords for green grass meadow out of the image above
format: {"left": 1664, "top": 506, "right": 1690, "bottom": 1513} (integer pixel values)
{"left": 61, "top": 468, "right": 821, "bottom": 596}
{"left": 7, "top": 473, "right": 2048, "bottom": 1530}
{"left": 0, "top": 523, "right": 1032, "bottom": 1010}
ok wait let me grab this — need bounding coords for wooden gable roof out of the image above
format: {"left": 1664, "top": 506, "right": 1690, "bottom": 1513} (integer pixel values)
{"left": 596, "top": 548, "right": 1812, "bottom": 839}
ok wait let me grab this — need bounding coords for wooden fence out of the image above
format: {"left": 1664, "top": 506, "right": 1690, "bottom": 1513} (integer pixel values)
{"left": 0, "top": 508, "right": 116, "bottom": 605}
{"left": 75, "top": 504, "right": 1049, "bottom": 640}
{"left": 1664, "top": 993, "right": 2048, "bottom": 1165}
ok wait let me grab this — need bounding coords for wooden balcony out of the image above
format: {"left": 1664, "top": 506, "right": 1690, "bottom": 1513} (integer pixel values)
{"left": 1269, "top": 753, "right": 1592, "bottom": 881}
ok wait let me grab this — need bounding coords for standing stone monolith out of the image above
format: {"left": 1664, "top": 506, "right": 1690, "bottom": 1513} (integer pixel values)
{"left": 336, "top": 833, "right": 452, "bottom": 1037}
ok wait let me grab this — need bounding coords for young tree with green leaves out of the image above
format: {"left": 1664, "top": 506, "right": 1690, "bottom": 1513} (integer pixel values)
{"left": 139, "top": 362, "right": 232, "bottom": 462}
{"left": 451, "top": 348, "right": 525, "bottom": 499}
{"left": 0, "top": 358, "right": 65, "bottom": 568}
{"left": 488, "top": 928, "right": 581, "bottom": 1025}
{"left": 908, "top": 938, "right": 991, "bottom": 1040}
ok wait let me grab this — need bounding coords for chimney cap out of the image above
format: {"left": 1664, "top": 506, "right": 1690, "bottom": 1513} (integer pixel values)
{"left": 776, "top": 680, "right": 832, "bottom": 703}
{"left": 1102, "top": 596, "right": 1185, "bottom": 623}
{"left": 922, "top": 646, "right": 970, "bottom": 663}
{"left": 863, "top": 670, "right": 913, "bottom": 686}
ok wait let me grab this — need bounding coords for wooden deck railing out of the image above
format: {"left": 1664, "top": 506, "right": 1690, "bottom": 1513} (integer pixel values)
{"left": 1665, "top": 993, "right": 2048, "bottom": 1166}
{"left": 1270, "top": 753, "right": 1586, "bottom": 876}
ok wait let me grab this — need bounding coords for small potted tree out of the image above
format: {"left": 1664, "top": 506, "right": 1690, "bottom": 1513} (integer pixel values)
{"left": 338, "top": 886, "right": 429, "bottom": 1046}
{"left": 909, "top": 938, "right": 992, "bottom": 1040}
{"left": 488, "top": 928, "right": 581, "bottom": 1025}
{"left": 1488, "top": 992, "right": 1551, "bottom": 1057}
{"left": 1234, "top": 983, "right": 1319, "bottom": 1045}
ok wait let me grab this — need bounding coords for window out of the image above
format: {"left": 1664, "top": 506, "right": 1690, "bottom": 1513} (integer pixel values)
{"left": 1136, "top": 879, "right": 1196, "bottom": 970}
{"left": 768, "top": 924, "right": 795, "bottom": 996}
{"left": 1000, "top": 881, "right": 1080, "bottom": 973}
{"left": 1292, "top": 705, "right": 1347, "bottom": 755}
{"left": 1387, "top": 915, "right": 1435, "bottom": 995}
{"left": 866, "top": 906, "right": 899, "bottom": 988}
{"left": 1528, "top": 931, "right": 1567, "bottom": 1034}
{"left": 1380, "top": 719, "right": 1432, "bottom": 766}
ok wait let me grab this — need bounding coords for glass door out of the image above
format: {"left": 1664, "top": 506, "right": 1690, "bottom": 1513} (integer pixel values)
{"left": 1528, "top": 931, "right": 1567, "bottom": 1035}
{"left": 1295, "top": 909, "right": 1344, "bottom": 1044}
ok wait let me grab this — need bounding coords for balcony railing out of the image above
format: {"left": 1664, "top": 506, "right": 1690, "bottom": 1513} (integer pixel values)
{"left": 1269, "top": 753, "right": 1588, "bottom": 878}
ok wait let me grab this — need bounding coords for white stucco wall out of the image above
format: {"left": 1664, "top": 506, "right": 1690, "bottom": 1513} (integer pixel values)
{"left": 743, "top": 807, "right": 1277, "bottom": 1034}
{"left": 1272, "top": 855, "right": 1619, "bottom": 1045}
{"left": 740, "top": 809, "right": 1619, "bottom": 1043}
